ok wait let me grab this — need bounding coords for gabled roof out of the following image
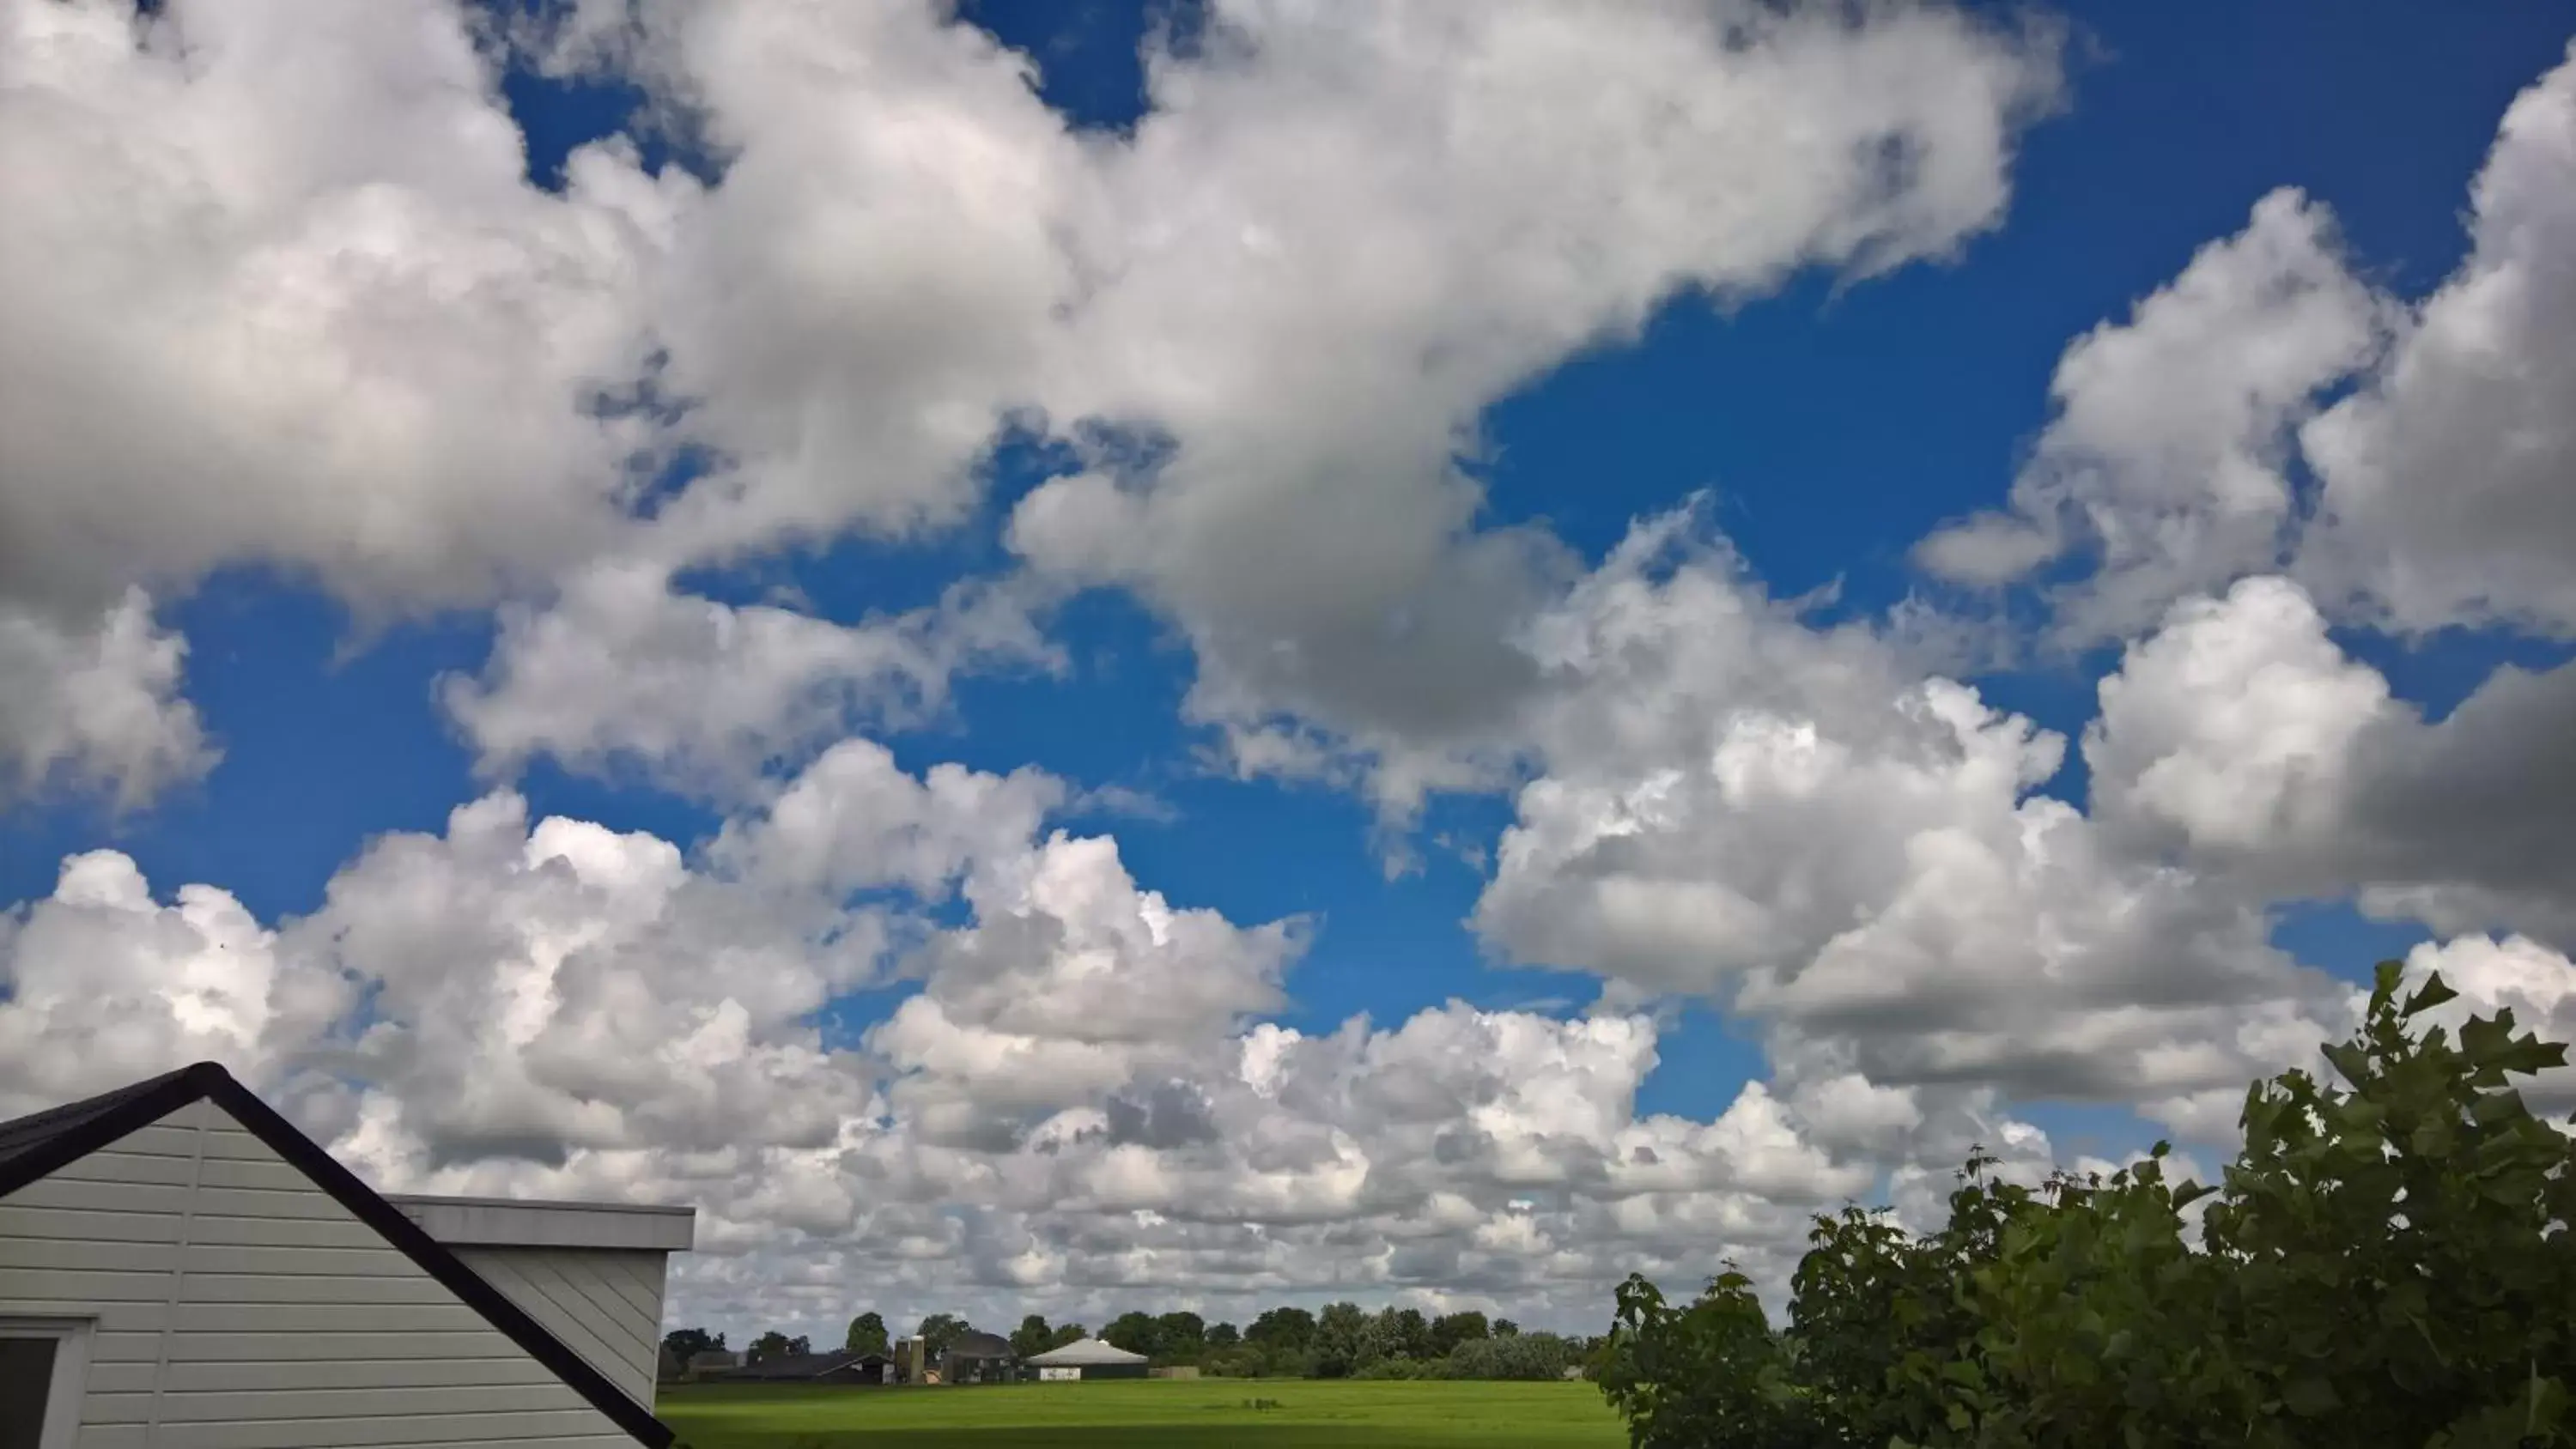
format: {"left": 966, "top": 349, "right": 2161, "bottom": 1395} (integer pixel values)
{"left": 0, "top": 1063, "right": 674, "bottom": 1448}
{"left": 1026, "top": 1335, "right": 1150, "bottom": 1366}
{"left": 718, "top": 1351, "right": 872, "bottom": 1379}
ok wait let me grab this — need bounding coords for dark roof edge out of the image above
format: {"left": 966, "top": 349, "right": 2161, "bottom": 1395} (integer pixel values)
{"left": 0, "top": 1067, "right": 203, "bottom": 1202}
{"left": 3, "top": 1063, "right": 675, "bottom": 1449}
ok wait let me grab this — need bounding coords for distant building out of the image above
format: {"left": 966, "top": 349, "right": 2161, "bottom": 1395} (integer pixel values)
{"left": 708, "top": 1351, "right": 886, "bottom": 1385}
{"left": 940, "top": 1330, "right": 1019, "bottom": 1385}
{"left": 1024, "top": 1336, "right": 1151, "bottom": 1381}
{"left": 685, "top": 1349, "right": 742, "bottom": 1381}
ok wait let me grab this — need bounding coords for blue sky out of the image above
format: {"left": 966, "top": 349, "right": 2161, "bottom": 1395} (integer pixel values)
{"left": 3, "top": 0, "right": 2573, "bottom": 1336}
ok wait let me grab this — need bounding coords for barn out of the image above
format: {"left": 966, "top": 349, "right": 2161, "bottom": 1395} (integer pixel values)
{"left": 939, "top": 1330, "right": 1018, "bottom": 1385}
{"left": 0, "top": 1062, "right": 695, "bottom": 1448}
{"left": 1023, "top": 1336, "right": 1151, "bottom": 1381}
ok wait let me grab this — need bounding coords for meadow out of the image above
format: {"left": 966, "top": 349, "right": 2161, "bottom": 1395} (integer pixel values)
{"left": 659, "top": 1379, "right": 1629, "bottom": 1448}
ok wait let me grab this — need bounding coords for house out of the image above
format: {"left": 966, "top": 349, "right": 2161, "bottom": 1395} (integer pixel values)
{"left": 1024, "top": 1335, "right": 1151, "bottom": 1381}
{"left": 705, "top": 1351, "right": 886, "bottom": 1385}
{"left": 938, "top": 1329, "right": 1018, "bottom": 1384}
{"left": 0, "top": 1062, "right": 695, "bottom": 1448}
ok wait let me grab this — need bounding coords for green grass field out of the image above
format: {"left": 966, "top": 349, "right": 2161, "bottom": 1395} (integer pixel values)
{"left": 659, "top": 1379, "right": 1628, "bottom": 1448}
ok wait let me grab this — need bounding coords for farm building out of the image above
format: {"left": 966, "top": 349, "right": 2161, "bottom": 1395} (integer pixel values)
{"left": 707, "top": 1351, "right": 888, "bottom": 1385}
{"left": 939, "top": 1330, "right": 1019, "bottom": 1384}
{"left": 0, "top": 1061, "right": 696, "bottom": 1448}
{"left": 1024, "top": 1336, "right": 1151, "bottom": 1380}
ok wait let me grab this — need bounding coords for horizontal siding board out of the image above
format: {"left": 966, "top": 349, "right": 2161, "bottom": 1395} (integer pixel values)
{"left": 181, "top": 1184, "right": 362, "bottom": 1222}
{"left": 191, "top": 1156, "right": 311, "bottom": 1193}
{"left": 70, "top": 1428, "right": 149, "bottom": 1449}
{"left": 0, "top": 1203, "right": 180, "bottom": 1242}
{"left": 3, "top": 1176, "right": 193, "bottom": 1216}
{"left": 168, "top": 1300, "right": 491, "bottom": 1334}
{"left": 0, "top": 1297, "right": 167, "bottom": 1333}
{"left": 161, "top": 1355, "right": 557, "bottom": 1393}
{"left": 155, "top": 1406, "right": 617, "bottom": 1449}
{"left": 195, "top": 1124, "right": 283, "bottom": 1161}
{"left": 52, "top": 1149, "right": 199, "bottom": 1186}
{"left": 83, "top": 1361, "right": 159, "bottom": 1394}
{"left": 76, "top": 1389, "right": 158, "bottom": 1426}
{"left": 166, "top": 1329, "right": 524, "bottom": 1362}
{"left": 0, "top": 1266, "right": 174, "bottom": 1301}
{"left": 82, "top": 1122, "right": 203, "bottom": 1158}
{"left": 83, "top": 1329, "right": 167, "bottom": 1366}
{"left": 180, "top": 1212, "right": 388, "bottom": 1249}
{"left": 178, "top": 1270, "right": 457, "bottom": 1306}
{"left": 175, "top": 1243, "right": 419, "bottom": 1277}
{"left": 156, "top": 1382, "right": 590, "bottom": 1422}
{"left": 0, "top": 1238, "right": 177, "bottom": 1274}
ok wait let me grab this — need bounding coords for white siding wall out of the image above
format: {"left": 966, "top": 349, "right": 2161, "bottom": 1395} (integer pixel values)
{"left": 0, "top": 1099, "right": 632, "bottom": 1449}
{"left": 448, "top": 1249, "right": 663, "bottom": 1411}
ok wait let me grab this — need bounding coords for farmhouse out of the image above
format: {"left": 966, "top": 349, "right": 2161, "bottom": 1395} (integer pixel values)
{"left": 1024, "top": 1335, "right": 1151, "bottom": 1381}
{"left": 0, "top": 1062, "right": 696, "bottom": 1448}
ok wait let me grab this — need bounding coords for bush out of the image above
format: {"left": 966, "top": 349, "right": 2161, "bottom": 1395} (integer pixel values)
{"left": 1352, "top": 1355, "right": 1431, "bottom": 1380}
{"left": 1600, "top": 963, "right": 2576, "bottom": 1448}
{"left": 1444, "top": 1332, "right": 1577, "bottom": 1381}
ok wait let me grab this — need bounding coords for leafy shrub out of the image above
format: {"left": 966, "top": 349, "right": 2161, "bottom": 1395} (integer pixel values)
{"left": 1444, "top": 1331, "right": 1577, "bottom": 1381}
{"left": 1600, "top": 964, "right": 2576, "bottom": 1448}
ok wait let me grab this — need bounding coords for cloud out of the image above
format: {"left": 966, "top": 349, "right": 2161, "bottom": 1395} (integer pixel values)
{"left": 1914, "top": 188, "right": 2390, "bottom": 643}
{"left": 0, "top": 850, "right": 337, "bottom": 1118}
{"left": 0, "top": 0, "right": 682, "bottom": 618}
{"left": 0, "top": 737, "right": 1957, "bottom": 1337}
{"left": 2087, "top": 575, "right": 2576, "bottom": 944}
{"left": 594, "top": 0, "right": 2063, "bottom": 813}
{"left": 445, "top": 561, "right": 1061, "bottom": 799}
{"left": 1918, "top": 45, "right": 2576, "bottom": 650}
{"left": 2300, "top": 45, "right": 2576, "bottom": 635}
{"left": 610, "top": 0, "right": 1091, "bottom": 564}
{"left": 0, "top": 591, "right": 214, "bottom": 809}
{"left": 1473, "top": 512, "right": 2348, "bottom": 1135}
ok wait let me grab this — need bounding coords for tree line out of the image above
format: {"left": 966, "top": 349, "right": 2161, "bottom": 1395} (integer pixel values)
{"left": 665, "top": 1303, "right": 1594, "bottom": 1381}
{"left": 1597, "top": 963, "right": 2576, "bottom": 1447}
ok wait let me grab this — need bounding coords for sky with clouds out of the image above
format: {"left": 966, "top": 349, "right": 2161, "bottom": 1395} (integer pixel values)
{"left": 3, "top": 0, "right": 2574, "bottom": 1344}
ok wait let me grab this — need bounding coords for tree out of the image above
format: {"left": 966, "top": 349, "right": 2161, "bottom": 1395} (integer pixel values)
{"left": 1447, "top": 1331, "right": 1575, "bottom": 1381}
{"left": 745, "top": 1331, "right": 810, "bottom": 1363}
{"left": 1598, "top": 963, "right": 2576, "bottom": 1448}
{"left": 1362, "top": 1307, "right": 1431, "bottom": 1364}
{"left": 1430, "top": 1311, "right": 1490, "bottom": 1355}
{"left": 1493, "top": 1319, "right": 1520, "bottom": 1338}
{"left": 1009, "top": 1313, "right": 1054, "bottom": 1359}
{"left": 1313, "top": 1302, "right": 1368, "bottom": 1378}
{"left": 1154, "top": 1311, "right": 1206, "bottom": 1362}
{"left": 1246, "top": 1306, "right": 1315, "bottom": 1352}
{"left": 1103, "top": 1311, "right": 1163, "bottom": 1359}
{"left": 914, "top": 1314, "right": 970, "bottom": 1364}
{"left": 1049, "top": 1321, "right": 1088, "bottom": 1350}
{"left": 844, "top": 1312, "right": 888, "bottom": 1357}
{"left": 663, "top": 1327, "right": 725, "bottom": 1361}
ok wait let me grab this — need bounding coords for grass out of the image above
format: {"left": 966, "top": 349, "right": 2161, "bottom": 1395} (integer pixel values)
{"left": 659, "top": 1379, "right": 1628, "bottom": 1448}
